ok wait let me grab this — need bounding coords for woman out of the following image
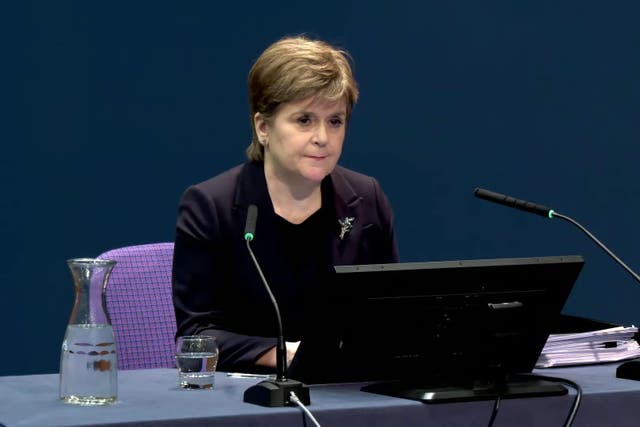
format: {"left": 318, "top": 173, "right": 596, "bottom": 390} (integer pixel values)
{"left": 171, "top": 35, "right": 399, "bottom": 374}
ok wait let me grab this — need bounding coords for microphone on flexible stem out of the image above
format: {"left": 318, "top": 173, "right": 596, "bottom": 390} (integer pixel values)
{"left": 241, "top": 204, "right": 311, "bottom": 407}
{"left": 473, "top": 187, "right": 640, "bottom": 380}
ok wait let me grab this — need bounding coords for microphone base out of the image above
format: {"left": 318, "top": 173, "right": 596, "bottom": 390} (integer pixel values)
{"left": 616, "top": 359, "right": 640, "bottom": 380}
{"left": 243, "top": 378, "right": 311, "bottom": 407}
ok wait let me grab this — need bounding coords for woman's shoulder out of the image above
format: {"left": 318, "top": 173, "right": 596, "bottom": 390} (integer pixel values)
{"left": 331, "top": 165, "right": 382, "bottom": 192}
{"left": 176, "top": 165, "right": 243, "bottom": 213}
{"left": 192, "top": 164, "right": 244, "bottom": 195}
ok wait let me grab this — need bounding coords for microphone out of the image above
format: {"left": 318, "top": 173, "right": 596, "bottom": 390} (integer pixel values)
{"left": 241, "top": 204, "right": 311, "bottom": 407}
{"left": 473, "top": 187, "right": 553, "bottom": 218}
{"left": 473, "top": 187, "right": 640, "bottom": 380}
{"left": 244, "top": 203, "right": 258, "bottom": 241}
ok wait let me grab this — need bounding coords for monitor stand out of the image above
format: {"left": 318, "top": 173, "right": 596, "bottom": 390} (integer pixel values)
{"left": 361, "top": 375, "right": 567, "bottom": 403}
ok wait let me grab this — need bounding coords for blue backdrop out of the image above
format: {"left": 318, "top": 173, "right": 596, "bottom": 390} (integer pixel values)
{"left": 5, "top": 1, "right": 640, "bottom": 376}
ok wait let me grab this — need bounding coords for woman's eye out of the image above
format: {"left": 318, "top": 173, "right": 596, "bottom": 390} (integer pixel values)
{"left": 329, "top": 118, "right": 344, "bottom": 127}
{"left": 297, "top": 116, "right": 311, "bottom": 125}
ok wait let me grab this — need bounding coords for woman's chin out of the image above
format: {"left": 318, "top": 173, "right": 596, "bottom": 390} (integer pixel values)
{"left": 300, "top": 167, "right": 333, "bottom": 183}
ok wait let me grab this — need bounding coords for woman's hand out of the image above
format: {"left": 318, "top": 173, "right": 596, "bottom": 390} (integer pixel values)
{"left": 286, "top": 341, "right": 300, "bottom": 366}
{"left": 256, "top": 341, "right": 301, "bottom": 368}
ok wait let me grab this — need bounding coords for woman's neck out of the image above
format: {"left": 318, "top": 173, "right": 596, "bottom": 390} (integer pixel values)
{"left": 264, "top": 166, "right": 323, "bottom": 225}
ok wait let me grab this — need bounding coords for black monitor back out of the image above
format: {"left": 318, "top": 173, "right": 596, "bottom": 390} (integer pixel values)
{"left": 290, "top": 255, "right": 584, "bottom": 393}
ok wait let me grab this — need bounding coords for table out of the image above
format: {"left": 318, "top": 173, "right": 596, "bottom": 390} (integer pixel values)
{"left": 1, "top": 363, "right": 639, "bottom": 426}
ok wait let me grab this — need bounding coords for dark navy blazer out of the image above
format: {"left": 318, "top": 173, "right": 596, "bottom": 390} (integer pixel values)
{"left": 172, "top": 161, "right": 399, "bottom": 373}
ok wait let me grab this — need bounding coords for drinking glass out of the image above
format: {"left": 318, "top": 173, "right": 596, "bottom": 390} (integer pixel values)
{"left": 175, "top": 335, "right": 218, "bottom": 389}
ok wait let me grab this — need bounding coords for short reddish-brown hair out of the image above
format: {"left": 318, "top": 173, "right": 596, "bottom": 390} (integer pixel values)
{"left": 246, "top": 35, "right": 359, "bottom": 161}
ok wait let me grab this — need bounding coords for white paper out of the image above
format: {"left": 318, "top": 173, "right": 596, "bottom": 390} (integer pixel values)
{"left": 536, "top": 325, "right": 640, "bottom": 368}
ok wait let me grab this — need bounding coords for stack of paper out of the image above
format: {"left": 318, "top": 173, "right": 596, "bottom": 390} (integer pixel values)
{"left": 536, "top": 326, "right": 640, "bottom": 368}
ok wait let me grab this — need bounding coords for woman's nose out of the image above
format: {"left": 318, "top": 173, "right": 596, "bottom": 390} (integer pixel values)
{"left": 312, "top": 124, "right": 328, "bottom": 146}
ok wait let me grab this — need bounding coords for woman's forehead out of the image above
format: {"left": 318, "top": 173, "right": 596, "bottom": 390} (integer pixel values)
{"left": 285, "top": 96, "right": 347, "bottom": 113}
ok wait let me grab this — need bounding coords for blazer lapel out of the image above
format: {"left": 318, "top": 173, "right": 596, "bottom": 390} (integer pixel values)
{"left": 329, "top": 167, "right": 364, "bottom": 265}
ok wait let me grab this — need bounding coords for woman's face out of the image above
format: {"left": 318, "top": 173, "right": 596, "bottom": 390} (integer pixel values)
{"left": 255, "top": 96, "right": 347, "bottom": 185}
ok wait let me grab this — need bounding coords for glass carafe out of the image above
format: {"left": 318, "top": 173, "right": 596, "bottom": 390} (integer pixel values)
{"left": 59, "top": 258, "right": 118, "bottom": 405}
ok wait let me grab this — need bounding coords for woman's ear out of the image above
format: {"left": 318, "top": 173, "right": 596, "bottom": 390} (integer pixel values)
{"left": 254, "top": 112, "right": 269, "bottom": 144}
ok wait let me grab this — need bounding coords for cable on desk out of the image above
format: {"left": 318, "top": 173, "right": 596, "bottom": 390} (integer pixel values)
{"left": 525, "top": 374, "right": 582, "bottom": 427}
{"left": 487, "top": 396, "right": 501, "bottom": 427}
{"left": 290, "top": 391, "right": 322, "bottom": 427}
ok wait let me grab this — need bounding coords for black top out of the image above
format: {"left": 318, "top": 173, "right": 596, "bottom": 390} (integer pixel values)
{"left": 273, "top": 199, "right": 333, "bottom": 338}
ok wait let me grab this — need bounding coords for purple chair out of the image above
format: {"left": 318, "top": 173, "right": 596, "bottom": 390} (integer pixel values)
{"left": 97, "top": 242, "right": 177, "bottom": 370}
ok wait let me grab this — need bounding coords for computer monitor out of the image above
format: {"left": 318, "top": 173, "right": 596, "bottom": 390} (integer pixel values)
{"left": 289, "top": 255, "right": 584, "bottom": 403}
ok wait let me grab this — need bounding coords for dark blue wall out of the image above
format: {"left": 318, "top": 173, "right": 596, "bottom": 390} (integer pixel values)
{"left": 6, "top": 1, "right": 640, "bottom": 376}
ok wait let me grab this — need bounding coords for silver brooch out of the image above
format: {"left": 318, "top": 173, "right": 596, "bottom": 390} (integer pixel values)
{"left": 338, "top": 217, "right": 355, "bottom": 240}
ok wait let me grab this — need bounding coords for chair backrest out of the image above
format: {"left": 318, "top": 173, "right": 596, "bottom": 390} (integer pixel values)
{"left": 98, "top": 242, "right": 177, "bottom": 370}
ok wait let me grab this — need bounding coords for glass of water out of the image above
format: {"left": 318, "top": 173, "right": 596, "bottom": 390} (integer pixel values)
{"left": 175, "top": 335, "right": 219, "bottom": 390}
